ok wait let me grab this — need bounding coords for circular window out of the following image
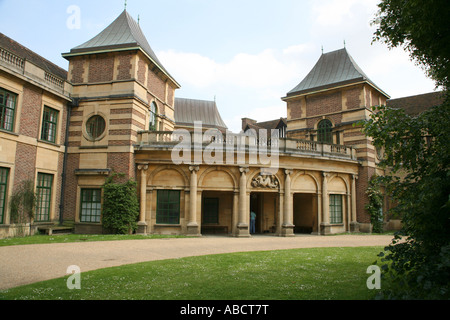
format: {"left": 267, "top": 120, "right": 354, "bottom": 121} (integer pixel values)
{"left": 86, "top": 115, "right": 106, "bottom": 140}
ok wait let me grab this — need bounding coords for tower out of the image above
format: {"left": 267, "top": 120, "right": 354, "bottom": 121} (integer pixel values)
{"left": 62, "top": 10, "right": 180, "bottom": 231}
{"left": 282, "top": 48, "right": 390, "bottom": 231}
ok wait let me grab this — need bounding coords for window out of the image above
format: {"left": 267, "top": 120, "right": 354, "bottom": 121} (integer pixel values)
{"left": 149, "top": 102, "right": 158, "bottom": 131}
{"left": 203, "top": 198, "right": 219, "bottom": 224}
{"left": 80, "top": 189, "right": 102, "bottom": 223}
{"left": 86, "top": 115, "right": 106, "bottom": 140}
{"left": 156, "top": 190, "right": 180, "bottom": 224}
{"left": 0, "top": 88, "right": 17, "bottom": 132}
{"left": 0, "top": 168, "right": 9, "bottom": 224}
{"left": 41, "top": 106, "right": 59, "bottom": 143}
{"left": 318, "top": 119, "right": 333, "bottom": 144}
{"left": 329, "top": 194, "right": 343, "bottom": 224}
{"left": 36, "top": 173, "right": 53, "bottom": 222}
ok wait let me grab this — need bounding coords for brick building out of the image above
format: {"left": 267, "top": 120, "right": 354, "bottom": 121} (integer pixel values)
{"left": 0, "top": 10, "right": 442, "bottom": 238}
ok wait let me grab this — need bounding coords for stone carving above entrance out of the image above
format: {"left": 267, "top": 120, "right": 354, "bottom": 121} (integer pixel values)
{"left": 251, "top": 174, "right": 279, "bottom": 189}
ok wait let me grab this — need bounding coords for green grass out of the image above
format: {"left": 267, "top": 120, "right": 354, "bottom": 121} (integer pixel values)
{"left": 0, "top": 234, "right": 188, "bottom": 247}
{"left": 0, "top": 246, "right": 384, "bottom": 300}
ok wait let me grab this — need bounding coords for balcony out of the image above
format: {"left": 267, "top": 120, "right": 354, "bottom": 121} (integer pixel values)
{"left": 135, "top": 130, "right": 357, "bottom": 161}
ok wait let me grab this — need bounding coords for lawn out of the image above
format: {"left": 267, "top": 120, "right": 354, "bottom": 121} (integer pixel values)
{"left": 0, "top": 233, "right": 188, "bottom": 247}
{"left": 0, "top": 246, "right": 384, "bottom": 300}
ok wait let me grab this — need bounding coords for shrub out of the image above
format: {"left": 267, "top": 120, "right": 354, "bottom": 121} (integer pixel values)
{"left": 101, "top": 174, "right": 139, "bottom": 235}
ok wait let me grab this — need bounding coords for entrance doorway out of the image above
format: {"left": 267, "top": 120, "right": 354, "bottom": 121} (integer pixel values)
{"left": 201, "top": 191, "right": 233, "bottom": 235}
{"left": 250, "top": 192, "right": 277, "bottom": 234}
{"left": 293, "top": 193, "right": 317, "bottom": 234}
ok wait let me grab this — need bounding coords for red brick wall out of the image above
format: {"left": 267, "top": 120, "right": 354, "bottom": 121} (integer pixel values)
{"left": 306, "top": 91, "right": 342, "bottom": 117}
{"left": 147, "top": 68, "right": 165, "bottom": 101}
{"left": 107, "top": 152, "right": 135, "bottom": 181}
{"left": 19, "top": 85, "right": 42, "bottom": 138}
{"left": 288, "top": 99, "right": 303, "bottom": 119}
{"left": 345, "top": 86, "right": 362, "bottom": 109}
{"left": 137, "top": 59, "right": 146, "bottom": 84}
{"left": 71, "top": 59, "right": 85, "bottom": 83}
{"left": 88, "top": 55, "right": 114, "bottom": 83}
{"left": 13, "top": 143, "right": 37, "bottom": 191}
{"left": 356, "top": 166, "right": 375, "bottom": 223}
{"left": 63, "top": 153, "right": 80, "bottom": 221}
{"left": 117, "top": 53, "right": 132, "bottom": 81}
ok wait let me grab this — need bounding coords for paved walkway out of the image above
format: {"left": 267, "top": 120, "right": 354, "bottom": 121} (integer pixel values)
{"left": 0, "top": 234, "right": 393, "bottom": 290}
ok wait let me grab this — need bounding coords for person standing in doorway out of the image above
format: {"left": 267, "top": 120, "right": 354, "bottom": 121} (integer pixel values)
{"left": 250, "top": 210, "right": 256, "bottom": 234}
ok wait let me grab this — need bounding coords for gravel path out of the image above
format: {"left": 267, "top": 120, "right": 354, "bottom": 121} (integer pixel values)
{"left": 0, "top": 234, "right": 393, "bottom": 290}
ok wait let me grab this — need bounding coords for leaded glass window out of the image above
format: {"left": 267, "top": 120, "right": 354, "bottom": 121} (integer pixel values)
{"left": 0, "top": 168, "right": 9, "bottom": 224}
{"left": 36, "top": 173, "right": 53, "bottom": 222}
{"left": 156, "top": 190, "right": 180, "bottom": 224}
{"left": 80, "top": 189, "right": 102, "bottom": 223}
{"left": 318, "top": 119, "right": 333, "bottom": 144}
{"left": 0, "top": 88, "right": 17, "bottom": 132}
{"left": 41, "top": 106, "right": 59, "bottom": 143}
{"left": 329, "top": 194, "right": 343, "bottom": 224}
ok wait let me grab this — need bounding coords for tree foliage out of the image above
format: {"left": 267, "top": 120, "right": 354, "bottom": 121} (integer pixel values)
{"left": 372, "top": 0, "right": 450, "bottom": 89}
{"left": 365, "top": 175, "right": 384, "bottom": 233}
{"left": 363, "top": 103, "right": 450, "bottom": 298}
{"left": 101, "top": 174, "right": 139, "bottom": 235}
{"left": 368, "top": 0, "right": 450, "bottom": 299}
{"left": 10, "top": 180, "right": 36, "bottom": 224}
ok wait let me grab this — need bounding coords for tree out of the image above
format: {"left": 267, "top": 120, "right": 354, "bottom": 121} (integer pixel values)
{"left": 372, "top": 0, "right": 450, "bottom": 89}
{"left": 101, "top": 174, "right": 139, "bottom": 235}
{"left": 366, "top": 0, "right": 450, "bottom": 299}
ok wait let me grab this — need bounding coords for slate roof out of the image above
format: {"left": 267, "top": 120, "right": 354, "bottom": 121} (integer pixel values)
{"left": 63, "top": 10, "right": 179, "bottom": 87}
{"left": 286, "top": 48, "right": 388, "bottom": 98}
{"left": 0, "top": 32, "right": 67, "bottom": 80}
{"left": 386, "top": 91, "right": 445, "bottom": 116}
{"left": 243, "top": 118, "right": 286, "bottom": 132}
{"left": 175, "top": 98, "right": 228, "bottom": 130}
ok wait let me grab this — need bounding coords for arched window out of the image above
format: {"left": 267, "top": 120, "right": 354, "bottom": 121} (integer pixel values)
{"left": 318, "top": 119, "right": 332, "bottom": 144}
{"left": 149, "top": 102, "right": 158, "bottom": 131}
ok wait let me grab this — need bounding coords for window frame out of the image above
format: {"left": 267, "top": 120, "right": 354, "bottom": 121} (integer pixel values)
{"left": 0, "top": 167, "right": 9, "bottom": 224}
{"left": 156, "top": 190, "right": 181, "bottom": 225}
{"left": 41, "top": 106, "right": 59, "bottom": 143}
{"left": 318, "top": 119, "right": 333, "bottom": 144}
{"left": 80, "top": 188, "right": 102, "bottom": 223}
{"left": 86, "top": 115, "right": 106, "bottom": 141}
{"left": 329, "top": 194, "right": 343, "bottom": 224}
{"left": 35, "top": 173, "right": 54, "bottom": 222}
{"left": 0, "top": 87, "right": 17, "bottom": 132}
{"left": 149, "top": 102, "right": 158, "bottom": 131}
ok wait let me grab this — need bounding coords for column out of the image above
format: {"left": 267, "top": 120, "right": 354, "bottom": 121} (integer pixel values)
{"left": 187, "top": 165, "right": 201, "bottom": 236}
{"left": 321, "top": 172, "right": 331, "bottom": 235}
{"left": 137, "top": 164, "right": 149, "bottom": 235}
{"left": 282, "top": 169, "right": 294, "bottom": 237}
{"left": 236, "top": 166, "right": 250, "bottom": 237}
{"left": 350, "top": 174, "right": 360, "bottom": 232}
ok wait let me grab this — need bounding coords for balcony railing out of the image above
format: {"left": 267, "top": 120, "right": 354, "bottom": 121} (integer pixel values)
{"left": 136, "top": 130, "right": 356, "bottom": 160}
{"left": 0, "top": 46, "right": 67, "bottom": 95}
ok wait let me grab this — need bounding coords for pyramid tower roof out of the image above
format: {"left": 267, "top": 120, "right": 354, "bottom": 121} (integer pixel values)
{"left": 63, "top": 10, "right": 179, "bottom": 87}
{"left": 285, "top": 48, "right": 388, "bottom": 98}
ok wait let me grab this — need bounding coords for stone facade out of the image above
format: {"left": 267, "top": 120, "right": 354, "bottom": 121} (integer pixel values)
{"left": 2, "top": 12, "right": 437, "bottom": 239}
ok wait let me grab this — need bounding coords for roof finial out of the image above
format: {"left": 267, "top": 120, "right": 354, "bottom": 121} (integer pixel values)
{"left": 138, "top": 14, "right": 140, "bottom": 25}
{"left": 321, "top": 45, "right": 324, "bottom": 54}
{"left": 124, "top": 0, "right": 127, "bottom": 10}
{"left": 344, "top": 39, "right": 346, "bottom": 48}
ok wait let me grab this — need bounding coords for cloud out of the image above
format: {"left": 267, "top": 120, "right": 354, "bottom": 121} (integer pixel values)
{"left": 158, "top": 48, "right": 300, "bottom": 90}
{"left": 312, "top": 0, "right": 379, "bottom": 28}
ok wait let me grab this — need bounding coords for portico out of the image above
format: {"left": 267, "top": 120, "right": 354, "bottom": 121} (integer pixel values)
{"left": 134, "top": 130, "right": 359, "bottom": 237}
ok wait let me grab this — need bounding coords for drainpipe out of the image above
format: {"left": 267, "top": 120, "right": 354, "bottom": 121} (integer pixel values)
{"left": 58, "top": 99, "right": 73, "bottom": 226}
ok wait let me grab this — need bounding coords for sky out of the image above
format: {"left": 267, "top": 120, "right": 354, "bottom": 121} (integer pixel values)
{"left": 0, "top": 0, "right": 438, "bottom": 133}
